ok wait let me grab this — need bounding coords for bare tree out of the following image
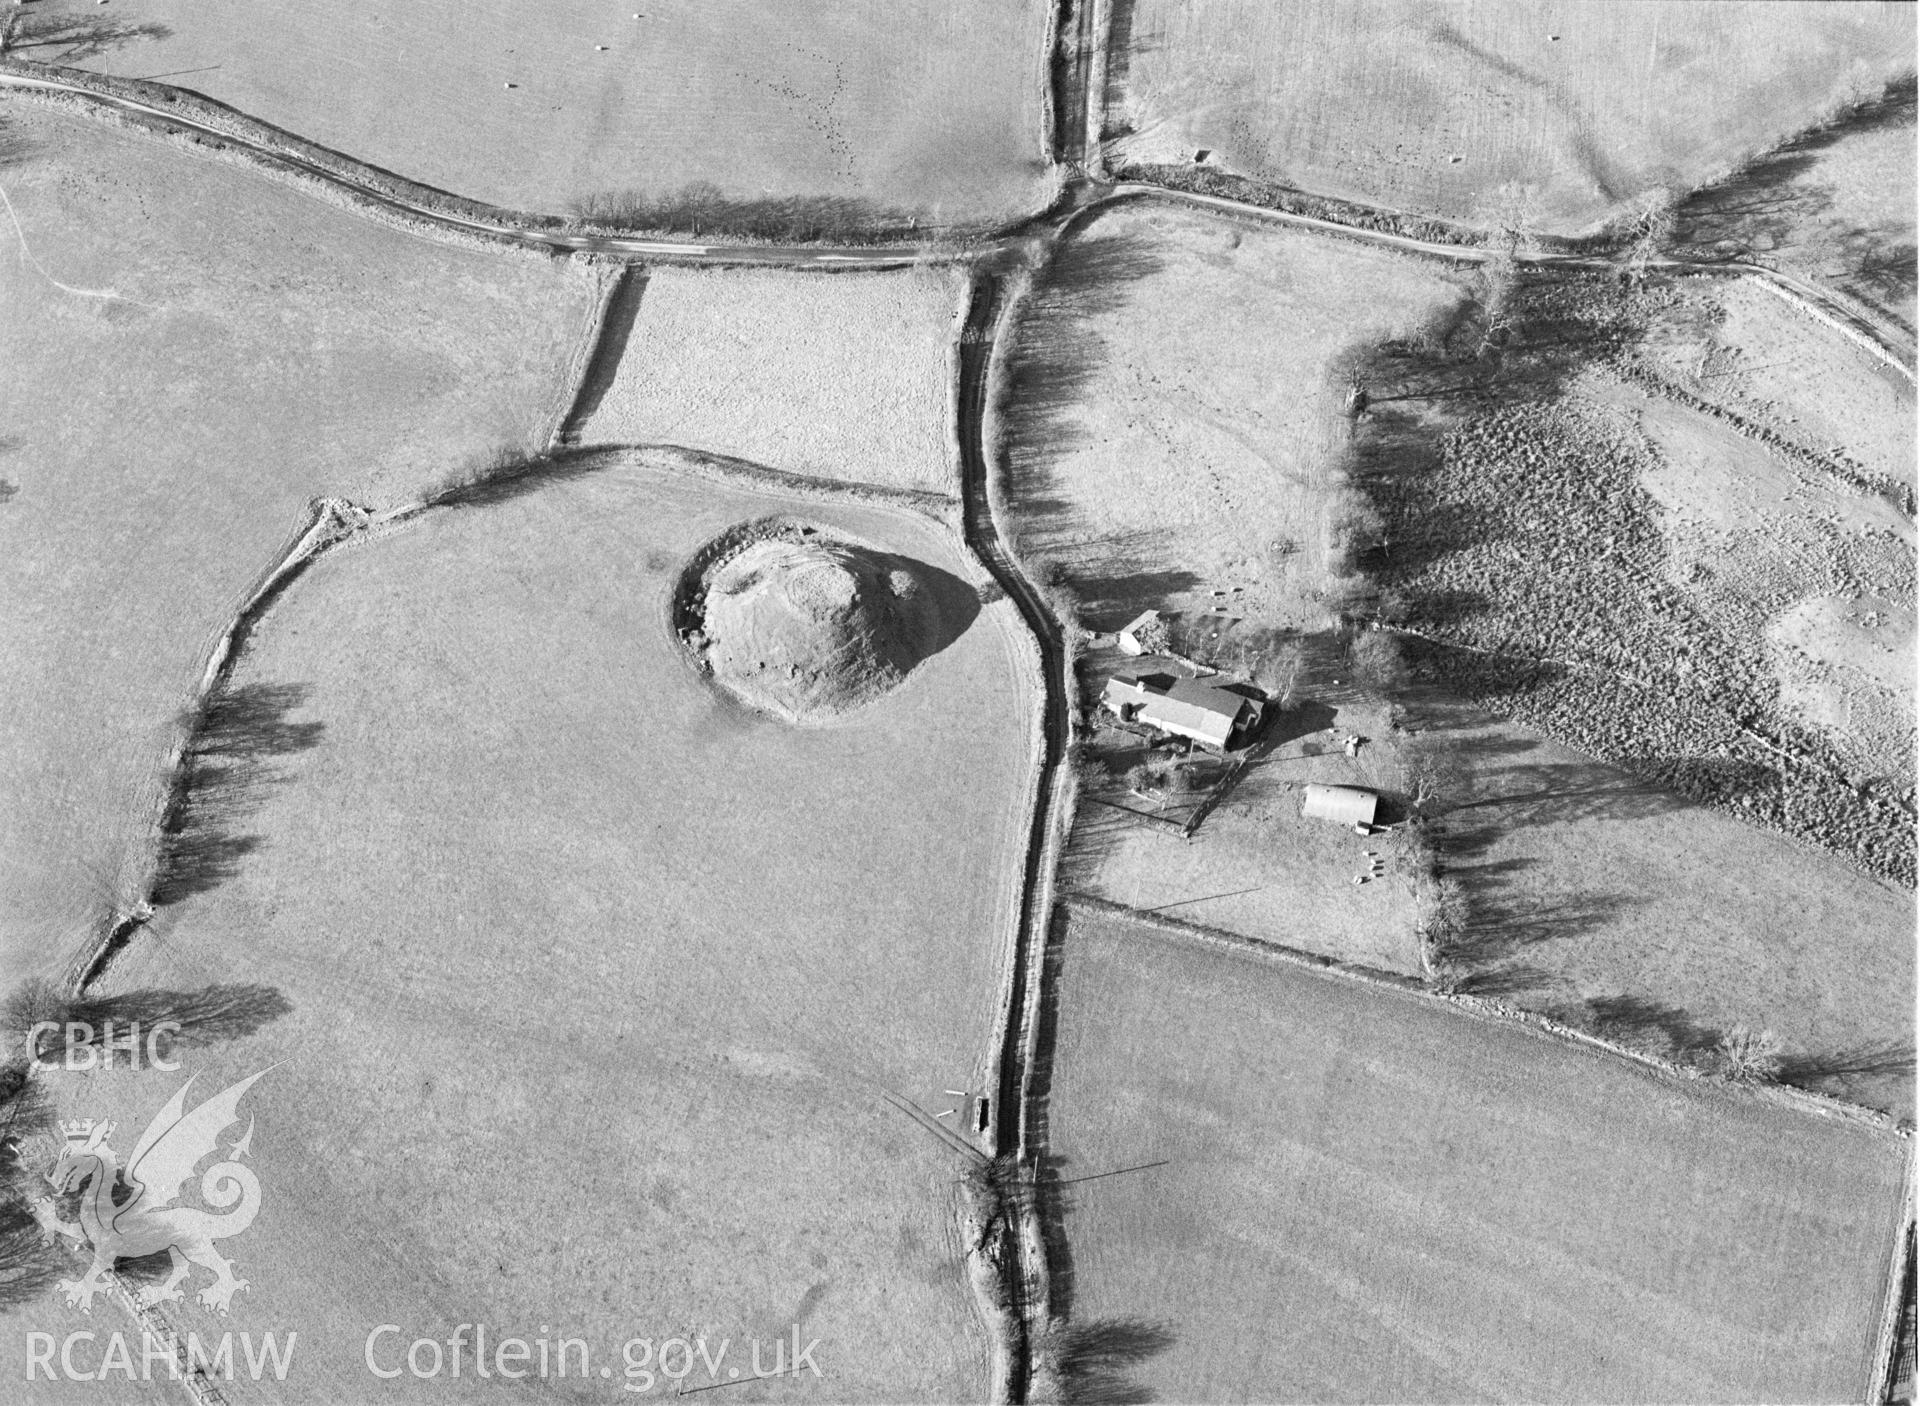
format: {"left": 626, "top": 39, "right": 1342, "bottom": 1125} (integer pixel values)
{"left": 1472, "top": 249, "right": 1520, "bottom": 359}
{"left": 1254, "top": 639, "right": 1306, "bottom": 708}
{"left": 1477, "top": 180, "right": 1545, "bottom": 260}
{"left": 1624, "top": 186, "right": 1677, "bottom": 281}
{"left": 1347, "top": 629, "right": 1408, "bottom": 694}
{"left": 1713, "top": 1025, "right": 1784, "bottom": 1083}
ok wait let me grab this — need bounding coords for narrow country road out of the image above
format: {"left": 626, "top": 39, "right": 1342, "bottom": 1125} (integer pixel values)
{"left": 1111, "top": 183, "right": 1917, "bottom": 382}
{"left": 0, "top": 69, "right": 929, "bottom": 268}
{"left": 953, "top": 268, "right": 1068, "bottom": 1170}
{"left": 4, "top": 63, "right": 1912, "bottom": 385}
{"left": 951, "top": 263, "right": 1073, "bottom": 1406}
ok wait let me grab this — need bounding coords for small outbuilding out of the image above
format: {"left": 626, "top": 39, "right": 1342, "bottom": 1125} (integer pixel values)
{"left": 1116, "top": 610, "right": 1164, "bottom": 657}
{"left": 1301, "top": 784, "right": 1379, "bottom": 827}
{"left": 1101, "top": 671, "right": 1265, "bottom": 751}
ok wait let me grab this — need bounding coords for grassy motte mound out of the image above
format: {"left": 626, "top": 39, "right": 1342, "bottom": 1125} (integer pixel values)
{"left": 679, "top": 520, "right": 965, "bottom": 722}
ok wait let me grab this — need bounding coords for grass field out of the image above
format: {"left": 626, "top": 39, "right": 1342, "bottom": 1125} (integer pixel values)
{"left": 578, "top": 267, "right": 965, "bottom": 494}
{"left": 49, "top": 458, "right": 1038, "bottom": 1399}
{"left": 38, "top": 0, "right": 1053, "bottom": 226}
{"left": 1001, "top": 202, "right": 1470, "bottom": 639}
{"left": 1110, "top": 0, "right": 1915, "bottom": 236}
{"left": 1040, "top": 907, "right": 1910, "bottom": 1403}
{"left": 1404, "top": 700, "right": 1914, "bottom": 1119}
{"left": 1672, "top": 78, "right": 1916, "bottom": 334}
{"left": 0, "top": 99, "right": 593, "bottom": 986}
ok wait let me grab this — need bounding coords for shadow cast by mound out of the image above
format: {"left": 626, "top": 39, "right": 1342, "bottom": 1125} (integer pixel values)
{"left": 872, "top": 549, "right": 983, "bottom": 670}
{"left": 674, "top": 518, "right": 980, "bottom": 723}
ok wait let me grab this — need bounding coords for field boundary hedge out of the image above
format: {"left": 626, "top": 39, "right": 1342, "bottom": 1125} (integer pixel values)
{"left": 0, "top": 59, "right": 1023, "bottom": 250}
{"left": 1064, "top": 894, "right": 1909, "bottom": 1137}
{"left": 546, "top": 262, "right": 634, "bottom": 449}
{"left": 67, "top": 498, "right": 361, "bottom": 991}
{"left": 1114, "top": 163, "right": 1619, "bottom": 257}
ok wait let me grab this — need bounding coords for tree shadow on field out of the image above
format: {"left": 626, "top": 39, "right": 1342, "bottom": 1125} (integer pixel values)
{"left": 557, "top": 270, "right": 649, "bottom": 443}
{"left": 152, "top": 682, "right": 324, "bottom": 908}
{"left": 0, "top": 973, "right": 292, "bottom": 1315}
{"left": 1046, "top": 537, "right": 1203, "bottom": 631}
{"left": 429, "top": 449, "right": 613, "bottom": 511}
{"left": 1778, "top": 1041, "right": 1916, "bottom": 1089}
{"left": 1672, "top": 74, "right": 1916, "bottom": 255}
{"left": 1395, "top": 700, "right": 1690, "bottom": 995}
{"left": 1099, "top": 0, "right": 1147, "bottom": 146}
{"left": 1570, "top": 993, "right": 1724, "bottom": 1066}
{"left": 569, "top": 183, "right": 919, "bottom": 242}
{"left": 1430, "top": 879, "right": 1639, "bottom": 970}
{"left": 1671, "top": 73, "right": 1919, "bottom": 327}
{"left": 1613, "top": 754, "right": 1785, "bottom": 815}
{"left": 1055, "top": 797, "right": 1139, "bottom": 899}
{"left": 1326, "top": 269, "right": 1651, "bottom": 649}
{"left": 1050, "top": 1317, "right": 1178, "bottom": 1405}
{"left": 4, "top": 978, "right": 293, "bottom": 1066}
{"left": 998, "top": 230, "right": 1168, "bottom": 582}
{"left": 5, "top": 12, "right": 173, "bottom": 64}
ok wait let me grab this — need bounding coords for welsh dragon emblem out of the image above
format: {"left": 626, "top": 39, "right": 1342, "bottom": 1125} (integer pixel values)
{"left": 34, "top": 1069, "right": 271, "bottom": 1314}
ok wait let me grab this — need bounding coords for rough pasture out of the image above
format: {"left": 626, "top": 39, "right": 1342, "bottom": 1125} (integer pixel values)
{"left": 0, "top": 98, "right": 592, "bottom": 984}
{"left": 59, "top": 459, "right": 1039, "bottom": 1398}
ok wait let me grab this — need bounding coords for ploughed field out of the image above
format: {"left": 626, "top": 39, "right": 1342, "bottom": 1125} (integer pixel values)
{"left": 1108, "top": 0, "right": 1915, "bottom": 237}
{"left": 39, "top": 0, "right": 1054, "bottom": 226}
{"left": 0, "top": 98, "right": 593, "bottom": 985}
{"left": 63, "top": 458, "right": 1041, "bottom": 1398}
{"left": 1040, "top": 907, "right": 1910, "bottom": 1404}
